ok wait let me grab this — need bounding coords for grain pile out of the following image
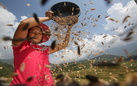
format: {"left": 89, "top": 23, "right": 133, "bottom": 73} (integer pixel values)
{"left": 52, "top": 15, "right": 78, "bottom": 25}
{"left": 51, "top": 15, "right": 79, "bottom": 50}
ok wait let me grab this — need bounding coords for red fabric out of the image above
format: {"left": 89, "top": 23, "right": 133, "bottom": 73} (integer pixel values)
{"left": 39, "top": 24, "right": 50, "bottom": 43}
{"left": 10, "top": 41, "right": 54, "bottom": 86}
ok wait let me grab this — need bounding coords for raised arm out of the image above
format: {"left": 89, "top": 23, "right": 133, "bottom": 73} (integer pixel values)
{"left": 12, "top": 11, "right": 53, "bottom": 46}
{"left": 49, "top": 25, "right": 73, "bottom": 54}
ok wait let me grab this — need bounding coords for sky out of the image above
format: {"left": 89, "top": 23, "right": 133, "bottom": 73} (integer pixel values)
{"left": 0, "top": 0, "right": 137, "bottom": 64}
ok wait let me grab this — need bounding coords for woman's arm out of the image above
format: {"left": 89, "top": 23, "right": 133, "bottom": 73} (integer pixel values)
{"left": 49, "top": 25, "right": 73, "bottom": 54}
{"left": 12, "top": 11, "right": 53, "bottom": 46}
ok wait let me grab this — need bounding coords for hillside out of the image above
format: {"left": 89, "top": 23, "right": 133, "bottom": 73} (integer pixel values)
{"left": 125, "top": 49, "right": 137, "bottom": 61}
{"left": 0, "top": 62, "right": 13, "bottom": 77}
{"left": 0, "top": 58, "right": 13, "bottom": 65}
{"left": 0, "top": 47, "right": 137, "bottom": 65}
{"left": 51, "top": 54, "right": 122, "bottom": 73}
{"left": 105, "top": 42, "right": 137, "bottom": 56}
{"left": 52, "top": 59, "right": 137, "bottom": 84}
{"left": 0, "top": 53, "right": 137, "bottom": 85}
{"left": 131, "top": 49, "right": 137, "bottom": 56}
{"left": 92, "top": 54, "right": 121, "bottom": 60}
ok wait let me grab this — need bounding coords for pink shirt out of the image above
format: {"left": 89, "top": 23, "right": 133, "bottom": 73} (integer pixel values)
{"left": 10, "top": 41, "right": 54, "bottom": 86}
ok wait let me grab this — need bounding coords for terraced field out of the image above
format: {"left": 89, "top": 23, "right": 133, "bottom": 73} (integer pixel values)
{"left": 52, "top": 60, "right": 137, "bottom": 84}
{"left": 0, "top": 60, "right": 137, "bottom": 85}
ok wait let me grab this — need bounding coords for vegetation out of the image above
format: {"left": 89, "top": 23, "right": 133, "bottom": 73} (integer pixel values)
{"left": 0, "top": 54, "right": 137, "bottom": 85}
{"left": 0, "top": 62, "right": 13, "bottom": 77}
{"left": 51, "top": 60, "right": 137, "bottom": 84}
{"left": 0, "top": 62, "right": 13, "bottom": 84}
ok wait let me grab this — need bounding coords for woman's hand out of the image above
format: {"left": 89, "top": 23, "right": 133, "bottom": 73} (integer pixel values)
{"left": 45, "top": 10, "right": 54, "bottom": 20}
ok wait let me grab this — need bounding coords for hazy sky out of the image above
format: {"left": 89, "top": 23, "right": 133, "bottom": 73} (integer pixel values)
{"left": 0, "top": 0, "right": 137, "bottom": 64}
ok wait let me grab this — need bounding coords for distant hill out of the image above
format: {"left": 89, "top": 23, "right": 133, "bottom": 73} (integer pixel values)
{"left": 53, "top": 54, "right": 123, "bottom": 66}
{"left": 92, "top": 54, "right": 122, "bottom": 60}
{"left": 0, "top": 61, "right": 14, "bottom": 77}
{"left": 125, "top": 49, "right": 137, "bottom": 61}
{"left": 131, "top": 49, "right": 137, "bottom": 56}
{"left": 0, "top": 49, "right": 136, "bottom": 68}
{"left": 105, "top": 42, "right": 137, "bottom": 56}
{"left": 51, "top": 54, "right": 123, "bottom": 72}
{"left": 0, "top": 58, "right": 13, "bottom": 65}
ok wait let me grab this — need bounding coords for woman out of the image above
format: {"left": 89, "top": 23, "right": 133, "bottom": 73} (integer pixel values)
{"left": 10, "top": 11, "right": 72, "bottom": 86}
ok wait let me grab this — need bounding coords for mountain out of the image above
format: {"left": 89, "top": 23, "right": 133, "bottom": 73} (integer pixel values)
{"left": 0, "top": 58, "right": 13, "bottom": 65}
{"left": 0, "top": 61, "right": 14, "bottom": 77}
{"left": 52, "top": 54, "right": 122, "bottom": 67}
{"left": 92, "top": 54, "right": 121, "bottom": 60}
{"left": 51, "top": 53, "right": 124, "bottom": 73}
{"left": 0, "top": 49, "right": 136, "bottom": 67}
{"left": 105, "top": 42, "right": 137, "bottom": 56}
{"left": 125, "top": 49, "right": 137, "bottom": 60}
{"left": 131, "top": 49, "right": 137, "bottom": 56}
